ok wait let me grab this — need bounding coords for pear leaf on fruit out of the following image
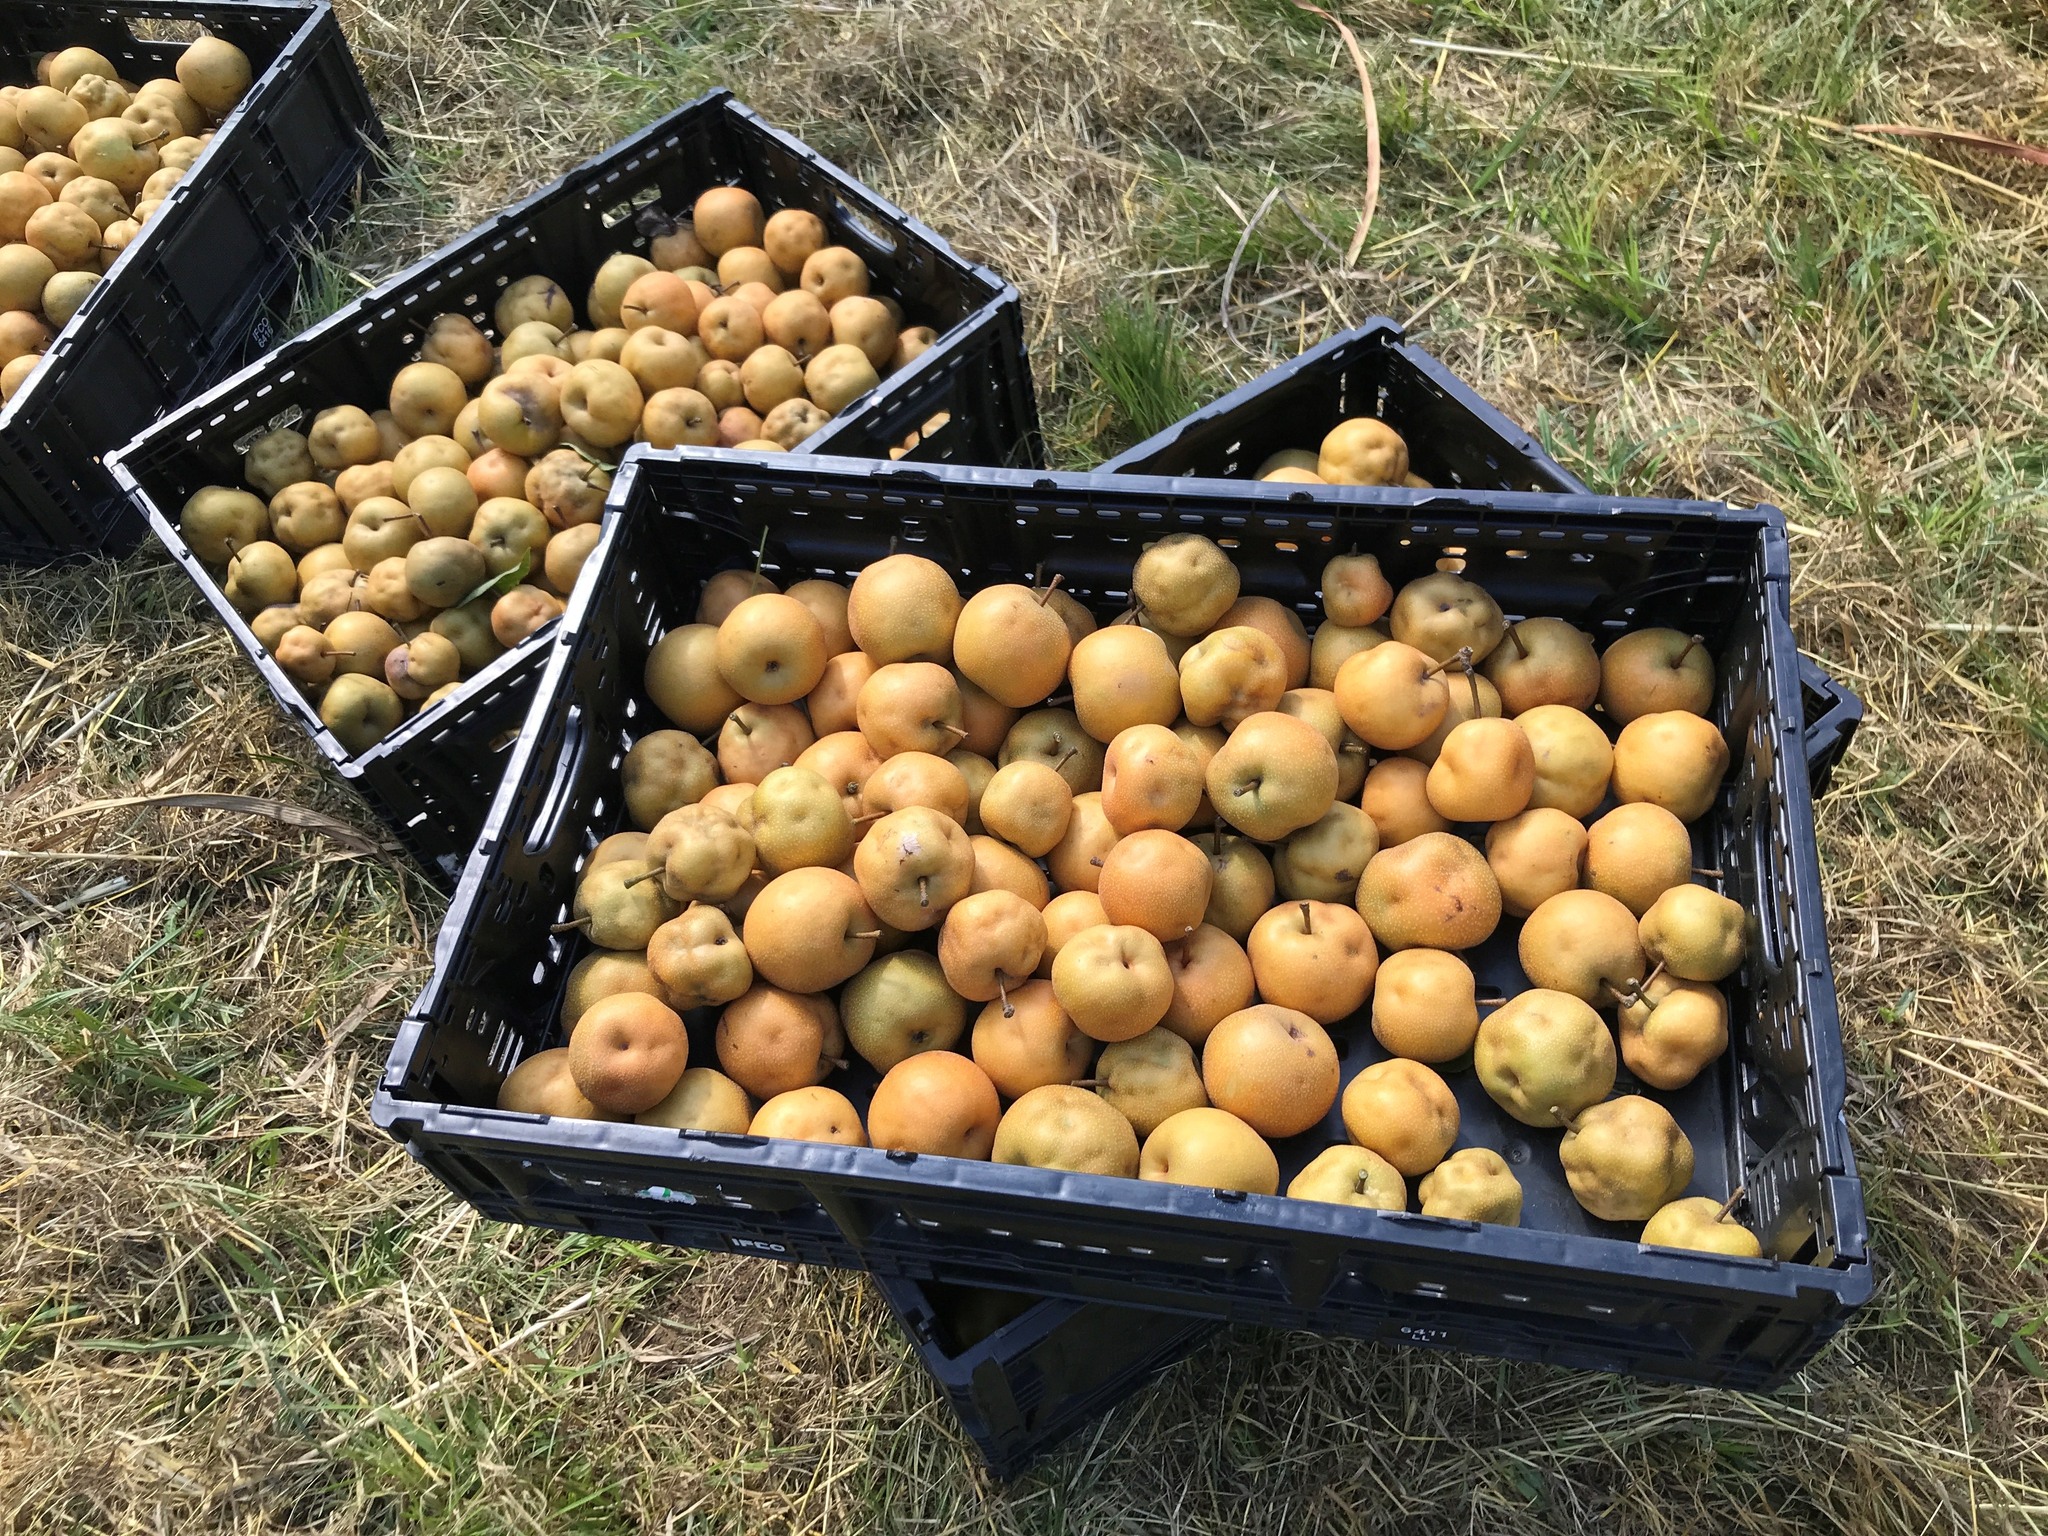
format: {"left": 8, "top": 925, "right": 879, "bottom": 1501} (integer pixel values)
{"left": 566, "top": 439, "right": 617, "bottom": 473}
{"left": 459, "top": 548, "right": 532, "bottom": 608}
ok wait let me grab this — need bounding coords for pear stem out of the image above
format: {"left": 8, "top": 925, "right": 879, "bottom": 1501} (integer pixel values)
{"left": 1300, "top": 901, "right": 1313, "bottom": 935}
{"left": 1640, "top": 959, "right": 1667, "bottom": 994}
{"left": 995, "top": 971, "right": 1013, "bottom": 1018}
{"left": 1070, "top": 1078, "right": 1108, "bottom": 1089}
{"left": 622, "top": 867, "right": 664, "bottom": 889}
{"left": 851, "top": 810, "right": 884, "bottom": 825}
{"left": 1678, "top": 634, "right": 1703, "bottom": 668}
{"left": 1467, "top": 667, "right": 1482, "bottom": 715}
{"left": 851, "top": 929, "right": 882, "bottom": 940}
{"left": 1054, "top": 748, "right": 1077, "bottom": 773}
{"left": 1505, "top": 622, "right": 1527, "bottom": 659}
{"left": 939, "top": 722, "right": 971, "bottom": 740}
{"left": 1355, "top": 1169, "right": 1374, "bottom": 1195}
{"left": 917, "top": 875, "right": 929, "bottom": 908}
{"left": 1715, "top": 1185, "right": 1746, "bottom": 1223}
{"left": 1036, "top": 573, "right": 1063, "bottom": 606}
{"left": 550, "top": 916, "right": 590, "bottom": 934}
{"left": 752, "top": 525, "right": 770, "bottom": 574}
{"left": 1340, "top": 741, "right": 1367, "bottom": 754}
{"left": 1428, "top": 645, "right": 1476, "bottom": 678}
{"left": 1693, "top": 866, "right": 1724, "bottom": 879}
{"left": 826, "top": 1056, "right": 850, "bottom": 1073}
{"left": 1550, "top": 1105, "right": 1583, "bottom": 1132}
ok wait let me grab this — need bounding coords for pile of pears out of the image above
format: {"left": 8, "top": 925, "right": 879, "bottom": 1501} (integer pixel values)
{"left": 499, "top": 530, "right": 1765, "bottom": 1263}
{"left": 1253, "top": 416, "right": 1431, "bottom": 489}
{"left": 177, "top": 184, "right": 940, "bottom": 756}
{"left": 0, "top": 37, "right": 252, "bottom": 401}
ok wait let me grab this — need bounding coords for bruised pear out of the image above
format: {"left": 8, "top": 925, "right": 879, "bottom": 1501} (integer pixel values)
{"left": 853, "top": 806, "right": 973, "bottom": 932}
{"left": 1389, "top": 572, "right": 1506, "bottom": 664}
{"left": 1560, "top": 1095, "right": 1694, "bottom": 1222}
{"left": 1133, "top": 532, "right": 1238, "bottom": 637}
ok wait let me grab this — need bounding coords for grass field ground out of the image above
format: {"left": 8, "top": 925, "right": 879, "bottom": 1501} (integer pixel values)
{"left": 4, "top": 0, "right": 2048, "bottom": 1529}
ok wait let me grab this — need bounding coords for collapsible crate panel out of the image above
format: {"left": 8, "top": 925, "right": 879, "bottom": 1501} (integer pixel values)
{"left": 109, "top": 88, "right": 1040, "bottom": 884}
{"left": 872, "top": 1275, "right": 1208, "bottom": 1478}
{"left": 1100, "top": 318, "right": 1586, "bottom": 493}
{"left": 374, "top": 452, "right": 1869, "bottom": 1390}
{"left": 0, "top": 0, "right": 380, "bottom": 562}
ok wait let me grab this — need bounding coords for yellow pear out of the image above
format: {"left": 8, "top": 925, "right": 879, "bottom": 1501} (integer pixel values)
{"left": 1417, "top": 1147, "right": 1523, "bottom": 1225}
{"left": 1640, "top": 1195, "right": 1761, "bottom": 1257}
{"left": 1473, "top": 989, "right": 1615, "bottom": 1128}
{"left": 1559, "top": 1095, "right": 1694, "bottom": 1222}
{"left": 1286, "top": 1145, "right": 1405, "bottom": 1210}
{"left": 1639, "top": 883, "right": 1747, "bottom": 981}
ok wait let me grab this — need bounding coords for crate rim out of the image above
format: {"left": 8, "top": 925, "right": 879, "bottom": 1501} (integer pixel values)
{"left": 371, "top": 1085, "right": 1873, "bottom": 1311}
{"left": 104, "top": 88, "right": 1021, "bottom": 781}
{"left": 0, "top": 0, "right": 341, "bottom": 433}
{"left": 1097, "top": 313, "right": 1588, "bottom": 493}
{"left": 373, "top": 448, "right": 1869, "bottom": 1318}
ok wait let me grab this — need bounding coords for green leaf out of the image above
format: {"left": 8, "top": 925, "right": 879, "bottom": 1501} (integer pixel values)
{"left": 460, "top": 548, "right": 531, "bottom": 608}
{"left": 2008, "top": 1335, "right": 2048, "bottom": 1380}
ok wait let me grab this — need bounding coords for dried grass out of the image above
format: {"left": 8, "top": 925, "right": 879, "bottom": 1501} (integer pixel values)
{"left": 5, "top": 0, "right": 2048, "bottom": 1529}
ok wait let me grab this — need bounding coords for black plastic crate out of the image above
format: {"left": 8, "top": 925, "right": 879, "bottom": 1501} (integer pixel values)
{"left": 797, "top": 294, "right": 1036, "bottom": 469}
{"left": 0, "top": 0, "right": 380, "bottom": 563}
{"left": 108, "top": 88, "right": 1040, "bottom": 885}
{"left": 871, "top": 1275, "right": 1207, "bottom": 1477}
{"left": 374, "top": 452, "right": 1869, "bottom": 1391}
{"left": 1099, "top": 317, "right": 1586, "bottom": 493}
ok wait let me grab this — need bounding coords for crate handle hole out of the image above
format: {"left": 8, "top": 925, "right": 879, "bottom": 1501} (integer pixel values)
{"left": 833, "top": 200, "right": 900, "bottom": 260}
{"left": 524, "top": 705, "right": 590, "bottom": 856}
{"left": 127, "top": 18, "right": 205, "bottom": 43}
{"left": 600, "top": 186, "right": 662, "bottom": 229}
